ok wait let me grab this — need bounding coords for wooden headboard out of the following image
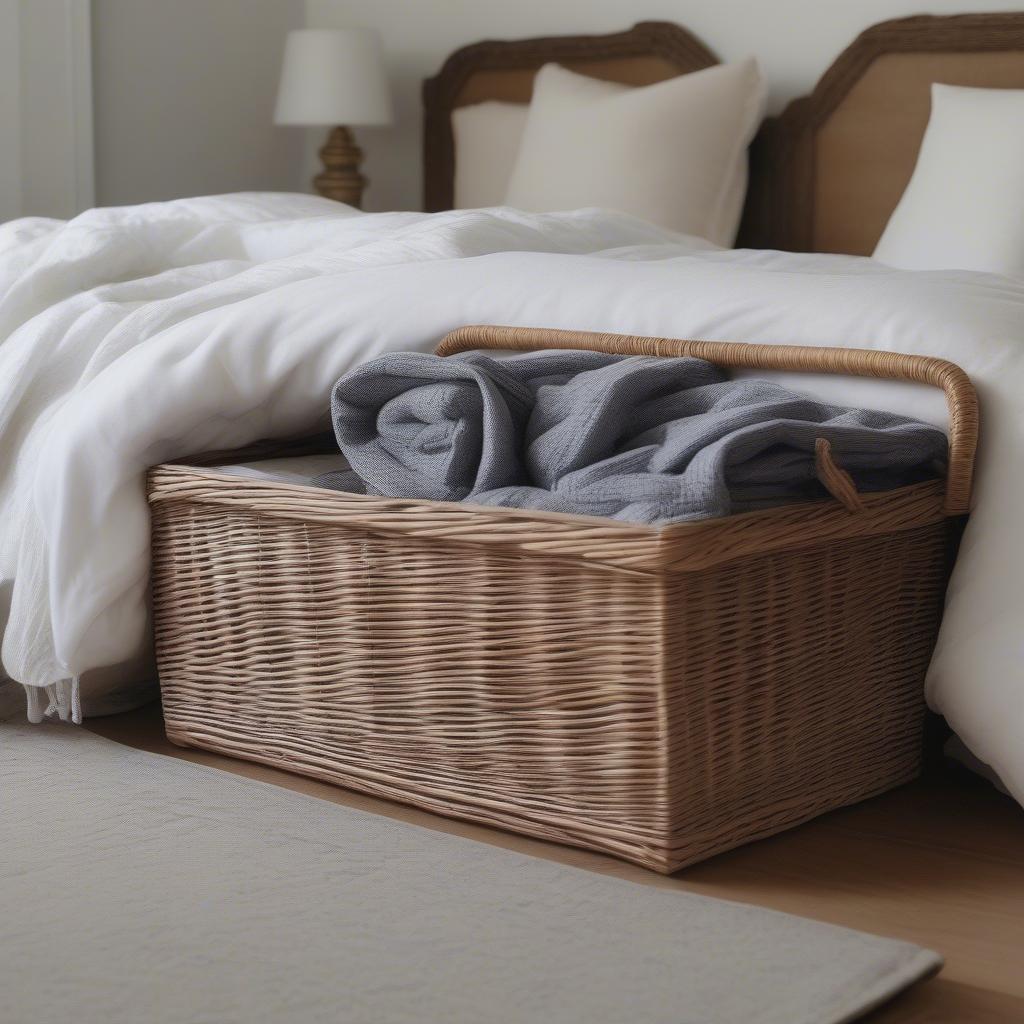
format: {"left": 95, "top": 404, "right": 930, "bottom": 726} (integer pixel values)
{"left": 746, "top": 12, "right": 1024, "bottom": 255}
{"left": 423, "top": 13, "right": 1024, "bottom": 255}
{"left": 422, "top": 22, "right": 718, "bottom": 213}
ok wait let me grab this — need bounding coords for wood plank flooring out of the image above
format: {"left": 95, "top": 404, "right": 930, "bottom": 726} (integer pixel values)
{"left": 87, "top": 703, "right": 1024, "bottom": 1023}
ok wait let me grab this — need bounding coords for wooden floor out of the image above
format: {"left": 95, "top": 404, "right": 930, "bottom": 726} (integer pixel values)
{"left": 88, "top": 704, "right": 1024, "bottom": 1023}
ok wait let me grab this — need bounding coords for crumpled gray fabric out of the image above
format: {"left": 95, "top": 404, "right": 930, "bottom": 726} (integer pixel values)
{"left": 315, "top": 349, "right": 718, "bottom": 500}
{"left": 317, "top": 350, "right": 947, "bottom": 524}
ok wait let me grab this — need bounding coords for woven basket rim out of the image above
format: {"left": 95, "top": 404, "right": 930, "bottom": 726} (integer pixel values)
{"left": 147, "top": 464, "right": 949, "bottom": 574}
{"left": 151, "top": 464, "right": 655, "bottom": 532}
{"left": 148, "top": 462, "right": 946, "bottom": 528}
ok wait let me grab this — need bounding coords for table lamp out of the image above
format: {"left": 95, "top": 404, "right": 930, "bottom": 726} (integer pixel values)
{"left": 274, "top": 28, "right": 393, "bottom": 208}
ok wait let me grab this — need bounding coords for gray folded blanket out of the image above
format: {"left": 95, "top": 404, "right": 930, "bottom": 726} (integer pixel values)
{"left": 316, "top": 349, "right": 947, "bottom": 524}
{"left": 315, "top": 349, "right": 722, "bottom": 501}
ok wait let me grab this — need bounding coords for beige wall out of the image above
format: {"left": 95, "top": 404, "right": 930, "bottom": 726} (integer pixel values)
{"left": 89, "top": 0, "right": 1024, "bottom": 212}
{"left": 2, "top": 0, "right": 93, "bottom": 221}
{"left": 92, "top": 0, "right": 305, "bottom": 206}
{"left": 306, "top": 0, "right": 1024, "bottom": 213}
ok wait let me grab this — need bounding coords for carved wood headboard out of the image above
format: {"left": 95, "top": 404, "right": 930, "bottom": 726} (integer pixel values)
{"left": 422, "top": 13, "right": 1024, "bottom": 256}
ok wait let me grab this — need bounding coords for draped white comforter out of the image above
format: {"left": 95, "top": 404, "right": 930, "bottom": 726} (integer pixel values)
{"left": 1, "top": 193, "right": 1021, "bottom": 803}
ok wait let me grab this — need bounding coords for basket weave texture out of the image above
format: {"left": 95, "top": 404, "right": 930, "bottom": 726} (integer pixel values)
{"left": 148, "top": 327, "right": 976, "bottom": 872}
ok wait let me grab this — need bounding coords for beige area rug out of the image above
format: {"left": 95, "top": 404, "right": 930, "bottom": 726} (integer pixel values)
{"left": 1, "top": 722, "right": 939, "bottom": 1024}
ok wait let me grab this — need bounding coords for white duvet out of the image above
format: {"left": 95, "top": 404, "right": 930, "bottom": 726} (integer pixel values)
{"left": 1, "top": 194, "right": 1021, "bottom": 804}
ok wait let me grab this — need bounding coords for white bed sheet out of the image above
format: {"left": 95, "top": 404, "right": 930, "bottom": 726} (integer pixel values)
{"left": 0, "top": 194, "right": 1020, "bottom": 804}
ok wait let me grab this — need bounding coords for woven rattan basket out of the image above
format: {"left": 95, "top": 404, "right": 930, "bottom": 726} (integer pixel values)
{"left": 148, "top": 326, "right": 977, "bottom": 873}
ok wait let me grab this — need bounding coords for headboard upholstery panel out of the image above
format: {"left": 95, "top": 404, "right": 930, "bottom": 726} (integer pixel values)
{"left": 816, "top": 52, "right": 1024, "bottom": 255}
{"left": 422, "top": 22, "right": 717, "bottom": 212}
{"left": 745, "top": 14, "right": 1024, "bottom": 254}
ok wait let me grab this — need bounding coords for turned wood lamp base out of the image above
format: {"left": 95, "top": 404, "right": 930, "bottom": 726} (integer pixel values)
{"left": 314, "top": 125, "right": 367, "bottom": 208}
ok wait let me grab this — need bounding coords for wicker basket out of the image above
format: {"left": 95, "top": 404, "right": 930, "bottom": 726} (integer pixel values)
{"left": 148, "top": 326, "right": 977, "bottom": 873}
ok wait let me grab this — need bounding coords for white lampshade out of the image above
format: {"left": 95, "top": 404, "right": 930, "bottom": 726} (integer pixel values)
{"left": 274, "top": 28, "right": 392, "bottom": 127}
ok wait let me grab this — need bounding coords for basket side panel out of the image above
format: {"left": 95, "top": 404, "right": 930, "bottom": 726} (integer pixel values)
{"left": 151, "top": 500, "right": 674, "bottom": 869}
{"left": 662, "top": 521, "right": 950, "bottom": 870}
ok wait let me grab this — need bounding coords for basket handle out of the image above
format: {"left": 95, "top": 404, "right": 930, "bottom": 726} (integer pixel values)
{"left": 435, "top": 325, "right": 978, "bottom": 516}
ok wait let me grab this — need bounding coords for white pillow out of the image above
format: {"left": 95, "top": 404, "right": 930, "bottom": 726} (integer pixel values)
{"left": 452, "top": 101, "right": 528, "bottom": 209}
{"left": 874, "top": 83, "right": 1024, "bottom": 277}
{"left": 504, "top": 59, "right": 765, "bottom": 245}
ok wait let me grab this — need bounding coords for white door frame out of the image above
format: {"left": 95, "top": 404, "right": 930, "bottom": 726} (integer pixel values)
{"left": 0, "top": 0, "right": 94, "bottom": 221}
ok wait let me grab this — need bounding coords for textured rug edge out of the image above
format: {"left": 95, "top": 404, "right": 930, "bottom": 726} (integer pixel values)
{"left": 3, "top": 720, "right": 945, "bottom": 1024}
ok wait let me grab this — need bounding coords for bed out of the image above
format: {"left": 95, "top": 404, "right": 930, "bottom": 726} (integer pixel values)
{"left": 2, "top": 12, "right": 1024, "bottom": 815}
{"left": 425, "top": 12, "right": 1024, "bottom": 254}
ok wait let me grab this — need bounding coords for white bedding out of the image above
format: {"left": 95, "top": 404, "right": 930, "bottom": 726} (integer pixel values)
{"left": 0, "top": 194, "right": 1021, "bottom": 804}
